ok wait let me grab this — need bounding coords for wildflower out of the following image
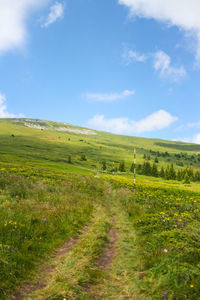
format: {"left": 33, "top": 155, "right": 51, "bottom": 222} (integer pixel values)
{"left": 11, "top": 248, "right": 15, "bottom": 252}
{"left": 163, "top": 249, "right": 168, "bottom": 253}
{"left": 162, "top": 290, "right": 167, "bottom": 297}
{"left": 190, "top": 284, "right": 194, "bottom": 288}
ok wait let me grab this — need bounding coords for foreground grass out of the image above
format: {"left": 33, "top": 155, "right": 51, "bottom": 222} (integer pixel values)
{"left": 2, "top": 170, "right": 200, "bottom": 299}
{"left": 114, "top": 178, "right": 200, "bottom": 299}
{"left": 30, "top": 205, "right": 110, "bottom": 299}
{"left": 90, "top": 188, "right": 142, "bottom": 299}
{"left": 0, "top": 173, "right": 107, "bottom": 299}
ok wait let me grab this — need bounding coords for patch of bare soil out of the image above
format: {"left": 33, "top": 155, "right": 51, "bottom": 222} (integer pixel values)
{"left": 84, "top": 221, "right": 118, "bottom": 296}
{"left": 97, "top": 226, "right": 118, "bottom": 270}
{"left": 12, "top": 227, "right": 88, "bottom": 300}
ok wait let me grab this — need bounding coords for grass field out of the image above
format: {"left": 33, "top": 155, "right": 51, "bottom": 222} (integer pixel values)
{"left": 1, "top": 118, "right": 200, "bottom": 299}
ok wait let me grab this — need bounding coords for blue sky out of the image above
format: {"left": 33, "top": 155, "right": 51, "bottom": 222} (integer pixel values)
{"left": 1, "top": 0, "right": 200, "bottom": 143}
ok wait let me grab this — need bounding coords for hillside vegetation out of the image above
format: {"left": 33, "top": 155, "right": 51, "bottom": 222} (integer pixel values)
{"left": 0, "top": 118, "right": 200, "bottom": 299}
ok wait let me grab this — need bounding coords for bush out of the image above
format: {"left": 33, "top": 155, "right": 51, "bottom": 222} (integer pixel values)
{"left": 80, "top": 154, "right": 87, "bottom": 161}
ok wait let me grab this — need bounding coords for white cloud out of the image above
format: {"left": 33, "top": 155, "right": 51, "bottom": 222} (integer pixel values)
{"left": 174, "top": 134, "right": 200, "bottom": 144}
{"left": 134, "top": 110, "right": 178, "bottom": 133}
{"left": 87, "top": 110, "right": 177, "bottom": 134}
{"left": 0, "top": 0, "right": 50, "bottom": 55}
{"left": 0, "top": 93, "right": 24, "bottom": 118}
{"left": 118, "top": 0, "right": 200, "bottom": 61}
{"left": 83, "top": 90, "right": 135, "bottom": 102}
{"left": 42, "top": 2, "right": 64, "bottom": 27}
{"left": 188, "top": 121, "right": 200, "bottom": 128}
{"left": 123, "top": 48, "right": 147, "bottom": 65}
{"left": 193, "top": 134, "right": 200, "bottom": 144}
{"left": 154, "top": 51, "right": 186, "bottom": 81}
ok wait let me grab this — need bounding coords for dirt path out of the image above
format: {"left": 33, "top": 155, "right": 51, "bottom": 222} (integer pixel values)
{"left": 12, "top": 227, "right": 88, "bottom": 300}
{"left": 97, "top": 222, "right": 118, "bottom": 270}
{"left": 11, "top": 192, "right": 141, "bottom": 300}
{"left": 88, "top": 200, "right": 142, "bottom": 300}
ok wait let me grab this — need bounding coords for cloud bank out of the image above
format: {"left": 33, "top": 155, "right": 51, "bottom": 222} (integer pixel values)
{"left": 119, "top": 0, "right": 200, "bottom": 61}
{"left": 87, "top": 110, "right": 177, "bottom": 134}
{"left": 0, "top": 93, "right": 24, "bottom": 118}
{"left": 83, "top": 90, "right": 135, "bottom": 102}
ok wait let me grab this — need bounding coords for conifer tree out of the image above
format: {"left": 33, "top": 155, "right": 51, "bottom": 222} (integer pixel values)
{"left": 68, "top": 155, "right": 72, "bottom": 164}
{"left": 155, "top": 157, "right": 159, "bottom": 163}
{"left": 152, "top": 163, "right": 158, "bottom": 177}
{"left": 169, "top": 163, "right": 176, "bottom": 180}
{"left": 119, "top": 161, "right": 125, "bottom": 172}
{"left": 160, "top": 166, "right": 165, "bottom": 178}
{"left": 184, "top": 173, "right": 190, "bottom": 184}
{"left": 176, "top": 169, "right": 182, "bottom": 181}
{"left": 102, "top": 160, "right": 107, "bottom": 171}
{"left": 130, "top": 163, "right": 134, "bottom": 173}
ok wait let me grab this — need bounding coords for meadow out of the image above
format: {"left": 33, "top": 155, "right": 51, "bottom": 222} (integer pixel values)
{"left": 107, "top": 176, "right": 200, "bottom": 299}
{"left": 1, "top": 118, "right": 200, "bottom": 299}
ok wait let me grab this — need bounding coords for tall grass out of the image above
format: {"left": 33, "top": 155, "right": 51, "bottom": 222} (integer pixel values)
{"left": 117, "top": 178, "right": 200, "bottom": 299}
{"left": 0, "top": 173, "right": 107, "bottom": 298}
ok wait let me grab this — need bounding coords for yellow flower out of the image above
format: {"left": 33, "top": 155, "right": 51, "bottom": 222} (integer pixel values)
{"left": 190, "top": 284, "right": 194, "bottom": 288}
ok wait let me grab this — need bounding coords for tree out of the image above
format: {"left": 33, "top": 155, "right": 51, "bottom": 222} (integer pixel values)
{"left": 160, "top": 166, "right": 165, "bottom": 178}
{"left": 68, "top": 155, "right": 72, "bottom": 164}
{"left": 80, "top": 154, "right": 87, "bottom": 161}
{"left": 165, "top": 165, "right": 170, "bottom": 180}
{"left": 184, "top": 173, "right": 190, "bottom": 184}
{"left": 151, "top": 163, "right": 158, "bottom": 177}
{"left": 186, "top": 167, "right": 194, "bottom": 181}
{"left": 136, "top": 164, "right": 142, "bottom": 174}
{"left": 142, "top": 162, "right": 151, "bottom": 176}
{"left": 194, "top": 171, "right": 200, "bottom": 182}
{"left": 119, "top": 161, "right": 125, "bottom": 172}
{"left": 130, "top": 163, "right": 134, "bottom": 173}
{"left": 102, "top": 160, "right": 107, "bottom": 171}
{"left": 155, "top": 157, "right": 159, "bottom": 163}
{"left": 176, "top": 169, "right": 183, "bottom": 181}
{"left": 169, "top": 163, "right": 176, "bottom": 180}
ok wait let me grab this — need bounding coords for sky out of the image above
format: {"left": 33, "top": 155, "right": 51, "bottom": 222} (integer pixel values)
{"left": 1, "top": 0, "right": 200, "bottom": 143}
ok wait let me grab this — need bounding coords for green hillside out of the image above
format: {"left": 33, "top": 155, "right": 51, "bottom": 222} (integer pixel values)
{"left": 1, "top": 118, "right": 200, "bottom": 176}
{"left": 1, "top": 118, "right": 200, "bottom": 299}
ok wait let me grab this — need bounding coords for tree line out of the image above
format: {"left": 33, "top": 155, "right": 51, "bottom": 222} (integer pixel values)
{"left": 102, "top": 160, "right": 200, "bottom": 184}
{"left": 135, "top": 162, "right": 200, "bottom": 183}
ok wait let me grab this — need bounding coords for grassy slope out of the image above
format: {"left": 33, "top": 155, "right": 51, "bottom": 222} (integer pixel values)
{"left": 1, "top": 118, "right": 200, "bottom": 175}
{"left": 1, "top": 118, "right": 200, "bottom": 299}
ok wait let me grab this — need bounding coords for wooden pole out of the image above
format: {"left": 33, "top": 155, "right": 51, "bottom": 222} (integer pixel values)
{"left": 134, "top": 148, "right": 136, "bottom": 189}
